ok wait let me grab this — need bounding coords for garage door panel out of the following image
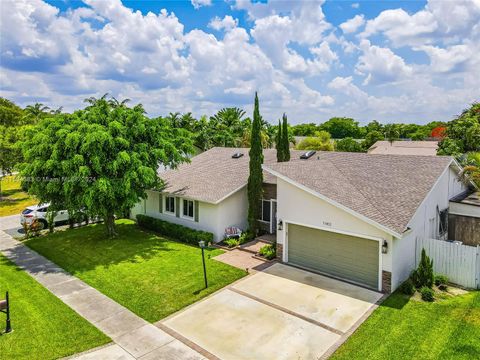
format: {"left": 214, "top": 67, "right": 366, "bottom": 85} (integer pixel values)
{"left": 288, "top": 224, "right": 379, "bottom": 289}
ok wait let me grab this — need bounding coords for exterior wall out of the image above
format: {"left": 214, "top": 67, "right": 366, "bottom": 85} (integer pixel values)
{"left": 130, "top": 188, "right": 248, "bottom": 243}
{"left": 276, "top": 178, "right": 392, "bottom": 291}
{"left": 392, "top": 165, "right": 468, "bottom": 290}
{"left": 216, "top": 187, "right": 248, "bottom": 240}
{"left": 262, "top": 183, "right": 277, "bottom": 200}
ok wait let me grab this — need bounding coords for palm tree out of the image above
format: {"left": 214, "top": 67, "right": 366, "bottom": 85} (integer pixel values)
{"left": 50, "top": 106, "right": 63, "bottom": 115}
{"left": 24, "top": 103, "right": 50, "bottom": 122}
{"left": 166, "top": 112, "right": 182, "bottom": 128}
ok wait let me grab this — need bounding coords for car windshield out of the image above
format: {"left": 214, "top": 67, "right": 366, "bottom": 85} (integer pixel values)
{"left": 22, "top": 209, "right": 33, "bottom": 214}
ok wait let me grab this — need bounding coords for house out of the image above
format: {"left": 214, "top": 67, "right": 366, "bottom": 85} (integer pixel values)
{"left": 368, "top": 140, "right": 438, "bottom": 156}
{"left": 131, "top": 147, "right": 470, "bottom": 293}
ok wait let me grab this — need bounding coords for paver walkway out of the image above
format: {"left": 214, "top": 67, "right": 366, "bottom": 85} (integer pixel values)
{"left": 214, "top": 249, "right": 272, "bottom": 272}
{"left": 0, "top": 230, "right": 205, "bottom": 360}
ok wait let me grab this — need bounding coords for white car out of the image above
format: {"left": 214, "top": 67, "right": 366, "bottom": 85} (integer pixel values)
{"left": 20, "top": 204, "right": 70, "bottom": 229}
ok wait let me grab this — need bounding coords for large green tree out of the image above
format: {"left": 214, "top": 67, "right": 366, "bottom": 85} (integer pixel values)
{"left": 20, "top": 96, "right": 193, "bottom": 237}
{"left": 247, "top": 93, "right": 264, "bottom": 234}
{"left": 438, "top": 102, "right": 480, "bottom": 155}
{"left": 320, "top": 117, "right": 361, "bottom": 139}
{"left": 0, "top": 98, "right": 34, "bottom": 175}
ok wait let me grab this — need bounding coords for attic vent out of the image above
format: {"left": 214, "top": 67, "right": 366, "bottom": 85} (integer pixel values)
{"left": 300, "top": 150, "right": 316, "bottom": 159}
{"left": 232, "top": 152, "right": 244, "bottom": 159}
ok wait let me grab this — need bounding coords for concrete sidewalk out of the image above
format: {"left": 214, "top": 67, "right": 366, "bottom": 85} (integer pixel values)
{"left": 0, "top": 230, "right": 205, "bottom": 360}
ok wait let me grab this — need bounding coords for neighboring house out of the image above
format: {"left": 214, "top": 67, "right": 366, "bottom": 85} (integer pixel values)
{"left": 131, "top": 147, "right": 471, "bottom": 293}
{"left": 368, "top": 140, "right": 438, "bottom": 156}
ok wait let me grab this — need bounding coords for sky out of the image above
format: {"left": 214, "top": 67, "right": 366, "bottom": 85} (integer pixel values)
{"left": 0, "top": 0, "right": 479, "bottom": 125}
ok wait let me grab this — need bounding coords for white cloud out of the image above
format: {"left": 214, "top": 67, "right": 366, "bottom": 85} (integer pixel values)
{"left": 361, "top": 0, "right": 480, "bottom": 47}
{"left": 351, "top": 3, "right": 360, "bottom": 9}
{"left": 0, "top": 0, "right": 479, "bottom": 125}
{"left": 356, "top": 40, "right": 413, "bottom": 84}
{"left": 208, "top": 15, "right": 238, "bottom": 31}
{"left": 340, "top": 14, "right": 365, "bottom": 34}
{"left": 417, "top": 44, "right": 474, "bottom": 73}
{"left": 191, "top": 0, "right": 212, "bottom": 10}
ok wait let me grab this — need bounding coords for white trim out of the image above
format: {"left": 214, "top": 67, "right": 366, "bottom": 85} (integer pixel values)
{"left": 284, "top": 220, "right": 383, "bottom": 291}
{"left": 263, "top": 166, "right": 402, "bottom": 239}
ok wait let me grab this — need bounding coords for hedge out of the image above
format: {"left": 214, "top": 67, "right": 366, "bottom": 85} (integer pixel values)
{"left": 136, "top": 214, "right": 213, "bottom": 245}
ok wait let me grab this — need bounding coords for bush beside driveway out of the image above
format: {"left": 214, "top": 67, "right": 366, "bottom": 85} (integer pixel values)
{"left": 0, "top": 254, "right": 110, "bottom": 360}
{"left": 25, "top": 219, "right": 246, "bottom": 322}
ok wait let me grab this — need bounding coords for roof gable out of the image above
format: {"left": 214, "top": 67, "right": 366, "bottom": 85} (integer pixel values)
{"left": 264, "top": 152, "right": 453, "bottom": 235}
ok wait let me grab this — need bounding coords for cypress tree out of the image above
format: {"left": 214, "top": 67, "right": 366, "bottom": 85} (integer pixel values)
{"left": 276, "top": 119, "right": 283, "bottom": 162}
{"left": 247, "top": 92, "right": 264, "bottom": 234}
{"left": 282, "top": 113, "right": 290, "bottom": 161}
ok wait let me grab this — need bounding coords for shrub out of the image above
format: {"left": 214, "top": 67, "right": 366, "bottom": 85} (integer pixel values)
{"left": 258, "top": 244, "right": 276, "bottom": 260}
{"left": 435, "top": 274, "right": 449, "bottom": 290}
{"left": 412, "top": 248, "right": 434, "bottom": 288}
{"left": 238, "top": 230, "right": 253, "bottom": 245}
{"left": 420, "top": 286, "right": 435, "bottom": 302}
{"left": 224, "top": 238, "right": 239, "bottom": 248}
{"left": 399, "top": 279, "right": 416, "bottom": 296}
{"left": 136, "top": 214, "right": 213, "bottom": 245}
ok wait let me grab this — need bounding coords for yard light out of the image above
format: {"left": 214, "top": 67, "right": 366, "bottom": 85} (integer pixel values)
{"left": 199, "top": 241, "right": 208, "bottom": 288}
{"left": 278, "top": 219, "right": 283, "bottom": 231}
{"left": 382, "top": 240, "right": 388, "bottom": 254}
{"left": 0, "top": 291, "right": 12, "bottom": 334}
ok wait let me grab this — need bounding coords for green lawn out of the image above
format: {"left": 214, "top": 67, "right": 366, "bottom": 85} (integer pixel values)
{"left": 0, "top": 254, "right": 110, "bottom": 360}
{"left": 0, "top": 175, "right": 37, "bottom": 217}
{"left": 331, "top": 291, "right": 480, "bottom": 360}
{"left": 25, "top": 219, "right": 246, "bottom": 322}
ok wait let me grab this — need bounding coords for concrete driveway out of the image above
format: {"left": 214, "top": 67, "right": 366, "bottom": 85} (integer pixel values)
{"left": 158, "top": 263, "right": 383, "bottom": 360}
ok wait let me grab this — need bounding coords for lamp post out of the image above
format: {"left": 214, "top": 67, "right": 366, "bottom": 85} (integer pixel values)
{"left": 199, "top": 241, "right": 208, "bottom": 288}
{"left": 0, "top": 291, "right": 12, "bottom": 333}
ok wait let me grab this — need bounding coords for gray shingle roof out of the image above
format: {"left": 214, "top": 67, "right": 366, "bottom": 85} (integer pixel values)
{"left": 158, "top": 147, "right": 312, "bottom": 204}
{"left": 264, "top": 152, "right": 453, "bottom": 235}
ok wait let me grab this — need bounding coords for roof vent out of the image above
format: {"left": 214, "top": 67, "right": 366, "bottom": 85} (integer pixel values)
{"left": 232, "top": 152, "right": 244, "bottom": 159}
{"left": 300, "top": 150, "right": 316, "bottom": 159}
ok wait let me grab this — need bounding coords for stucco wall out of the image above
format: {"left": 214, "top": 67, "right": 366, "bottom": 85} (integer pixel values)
{"left": 275, "top": 178, "right": 393, "bottom": 280}
{"left": 131, "top": 189, "right": 248, "bottom": 243}
{"left": 392, "top": 165, "right": 468, "bottom": 290}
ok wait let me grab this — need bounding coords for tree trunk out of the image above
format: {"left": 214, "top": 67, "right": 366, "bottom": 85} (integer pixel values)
{"left": 105, "top": 213, "right": 117, "bottom": 237}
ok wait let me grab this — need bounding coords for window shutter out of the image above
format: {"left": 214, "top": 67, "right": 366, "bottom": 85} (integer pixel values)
{"left": 159, "top": 193, "right": 163, "bottom": 213}
{"left": 194, "top": 201, "right": 199, "bottom": 222}
{"left": 175, "top": 197, "right": 180, "bottom": 217}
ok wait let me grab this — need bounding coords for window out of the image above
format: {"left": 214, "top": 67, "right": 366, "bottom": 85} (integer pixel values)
{"left": 438, "top": 208, "right": 448, "bottom": 237}
{"left": 165, "top": 196, "right": 175, "bottom": 214}
{"left": 183, "top": 199, "right": 194, "bottom": 218}
{"left": 260, "top": 199, "right": 271, "bottom": 222}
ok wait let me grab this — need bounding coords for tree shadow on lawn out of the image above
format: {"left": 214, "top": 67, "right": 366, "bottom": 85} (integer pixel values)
{"left": 22, "top": 221, "right": 182, "bottom": 274}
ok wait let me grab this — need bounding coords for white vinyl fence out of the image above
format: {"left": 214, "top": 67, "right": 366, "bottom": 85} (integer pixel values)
{"left": 416, "top": 237, "right": 480, "bottom": 289}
